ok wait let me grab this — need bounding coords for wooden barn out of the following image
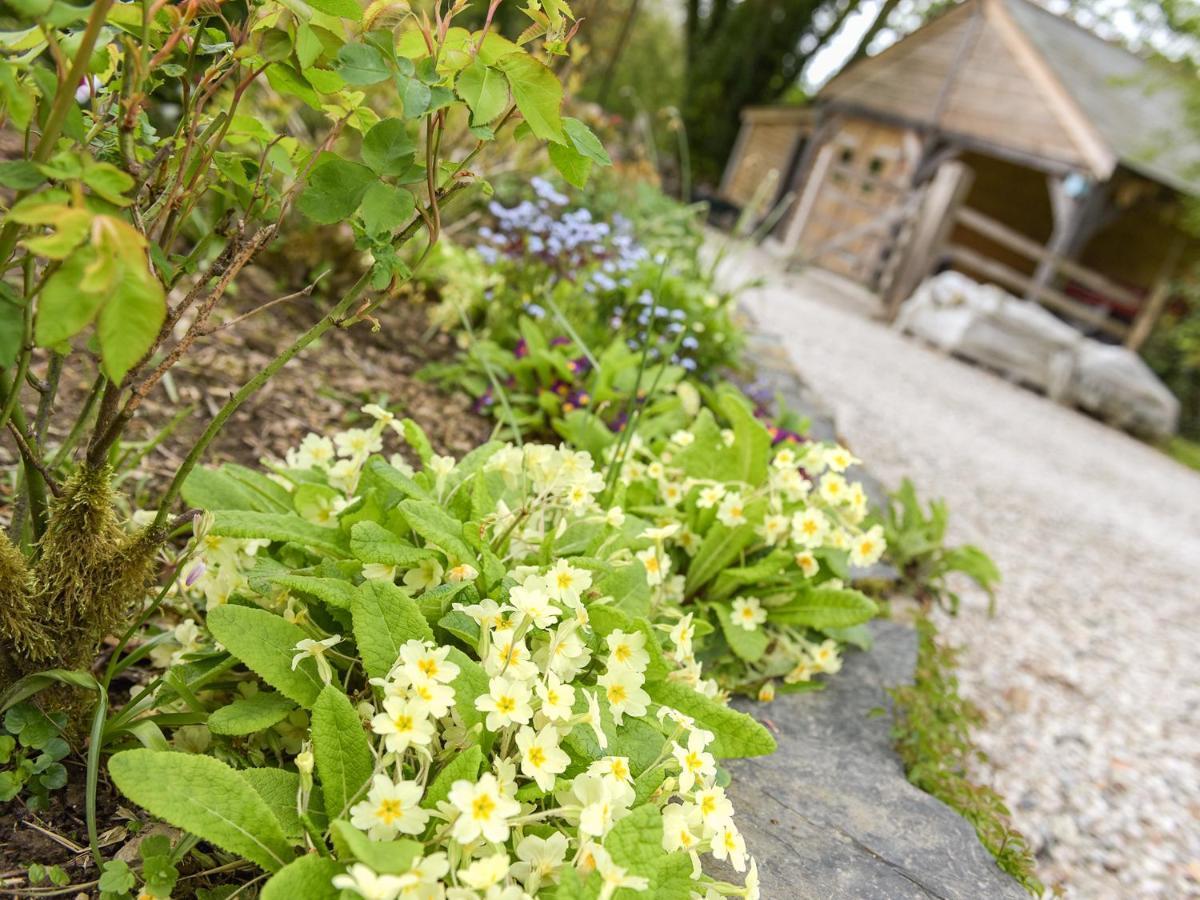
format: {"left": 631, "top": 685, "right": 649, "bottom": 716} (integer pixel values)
{"left": 719, "top": 0, "right": 1200, "bottom": 348}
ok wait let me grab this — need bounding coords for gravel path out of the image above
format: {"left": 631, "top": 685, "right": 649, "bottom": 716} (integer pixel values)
{"left": 717, "top": 242, "right": 1200, "bottom": 898}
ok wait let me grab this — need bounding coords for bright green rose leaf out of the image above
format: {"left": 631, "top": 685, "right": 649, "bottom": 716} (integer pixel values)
{"left": 361, "top": 118, "right": 416, "bottom": 175}
{"left": 297, "top": 157, "right": 377, "bottom": 224}
{"left": 494, "top": 51, "right": 565, "bottom": 143}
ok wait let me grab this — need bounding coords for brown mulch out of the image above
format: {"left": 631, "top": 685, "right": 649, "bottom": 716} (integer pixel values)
{"left": 3, "top": 247, "right": 492, "bottom": 514}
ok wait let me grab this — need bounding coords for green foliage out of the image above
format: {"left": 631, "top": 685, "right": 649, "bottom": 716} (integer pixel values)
{"left": 879, "top": 478, "right": 1000, "bottom": 613}
{"left": 0, "top": 703, "right": 70, "bottom": 808}
{"left": 0, "top": 0, "right": 590, "bottom": 691}
{"left": 108, "top": 750, "right": 296, "bottom": 872}
{"left": 890, "top": 617, "right": 1044, "bottom": 896}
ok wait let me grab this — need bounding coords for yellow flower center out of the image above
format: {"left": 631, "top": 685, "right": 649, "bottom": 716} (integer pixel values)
{"left": 700, "top": 795, "right": 716, "bottom": 815}
{"left": 614, "top": 644, "right": 632, "bottom": 663}
{"left": 418, "top": 658, "right": 439, "bottom": 677}
{"left": 496, "top": 696, "right": 516, "bottom": 714}
{"left": 607, "top": 684, "right": 628, "bottom": 704}
{"left": 685, "top": 752, "right": 704, "bottom": 772}
{"left": 376, "top": 798, "right": 403, "bottom": 824}
{"left": 527, "top": 746, "right": 546, "bottom": 767}
{"left": 393, "top": 714, "right": 414, "bottom": 732}
{"left": 611, "top": 759, "right": 629, "bottom": 780}
{"left": 472, "top": 793, "right": 496, "bottom": 821}
{"left": 557, "top": 572, "right": 573, "bottom": 590}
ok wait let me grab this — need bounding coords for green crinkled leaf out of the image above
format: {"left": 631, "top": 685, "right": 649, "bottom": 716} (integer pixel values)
{"left": 398, "top": 499, "right": 474, "bottom": 564}
{"left": 715, "top": 604, "right": 769, "bottom": 662}
{"left": 591, "top": 563, "right": 651, "bottom": 619}
{"left": 210, "top": 510, "right": 349, "bottom": 557}
{"left": 586, "top": 605, "right": 668, "bottom": 682}
{"left": 437, "top": 609, "right": 481, "bottom": 648}
{"left": 717, "top": 386, "right": 771, "bottom": 487}
{"left": 207, "top": 605, "right": 324, "bottom": 707}
{"left": 270, "top": 575, "right": 359, "bottom": 610}
{"left": 208, "top": 692, "right": 295, "bottom": 736}
{"left": 709, "top": 550, "right": 793, "bottom": 601}
{"left": 422, "top": 744, "right": 481, "bottom": 810}
{"left": 685, "top": 517, "right": 760, "bottom": 594}
{"left": 646, "top": 681, "right": 775, "bottom": 759}
{"left": 494, "top": 51, "right": 564, "bottom": 143}
{"left": 330, "top": 821, "right": 422, "bottom": 874}
{"left": 183, "top": 467, "right": 265, "bottom": 512}
{"left": 349, "top": 521, "right": 433, "bottom": 568}
{"left": 241, "top": 768, "right": 307, "bottom": 841}
{"left": 362, "top": 457, "right": 432, "bottom": 501}
{"left": 604, "top": 804, "right": 692, "bottom": 897}
{"left": 770, "top": 588, "right": 878, "bottom": 629}
{"left": 399, "top": 418, "right": 433, "bottom": 463}
{"left": 446, "top": 647, "right": 487, "bottom": 732}
{"left": 108, "top": 750, "right": 295, "bottom": 872}
{"left": 351, "top": 581, "right": 434, "bottom": 680}
{"left": 260, "top": 854, "right": 341, "bottom": 900}
{"left": 312, "top": 686, "right": 373, "bottom": 822}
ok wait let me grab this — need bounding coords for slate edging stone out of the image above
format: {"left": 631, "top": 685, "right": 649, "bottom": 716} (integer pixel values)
{"left": 718, "top": 621, "right": 1026, "bottom": 899}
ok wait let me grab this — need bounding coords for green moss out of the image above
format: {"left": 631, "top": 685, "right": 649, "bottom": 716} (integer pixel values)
{"left": 890, "top": 616, "right": 1044, "bottom": 896}
{"left": 0, "top": 466, "right": 160, "bottom": 694}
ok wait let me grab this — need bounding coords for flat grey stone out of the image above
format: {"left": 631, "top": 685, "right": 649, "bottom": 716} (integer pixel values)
{"left": 721, "top": 621, "right": 1026, "bottom": 900}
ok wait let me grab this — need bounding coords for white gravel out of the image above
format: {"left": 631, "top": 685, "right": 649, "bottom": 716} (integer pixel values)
{"left": 717, "top": 241, "right": 1200, "bottom": 898}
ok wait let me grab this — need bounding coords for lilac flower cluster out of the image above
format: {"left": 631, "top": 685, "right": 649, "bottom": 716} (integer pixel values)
{"left": 474, "top": 177, "right": 649, "bottom": 298}
{"left": 610, "top": 290, "right": 699, "bottom": 371}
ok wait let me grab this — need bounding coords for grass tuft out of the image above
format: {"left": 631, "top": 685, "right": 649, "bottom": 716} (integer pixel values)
{"left": 890, "top": 615, "right": 1045, "bottom": 896}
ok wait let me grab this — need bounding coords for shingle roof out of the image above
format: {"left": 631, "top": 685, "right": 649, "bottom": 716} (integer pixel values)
{"left": 1003, "top": 0, "right": 1200, "bottom": 195}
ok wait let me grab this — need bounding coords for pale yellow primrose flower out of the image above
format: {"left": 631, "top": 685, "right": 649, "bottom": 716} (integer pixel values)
{"left": 731, "top": 597, "right": 767, "bottom": 632}
{"left": 332, "top": 863, "right": 417, "bottom": 900}
{"left": 291, "top": 634, "right": 341, "bottom": 684}
{"left": 448, "top": 773, "right": 520, "bottom": 844}
{"left": 349, "top": 774, "right": 430, "bottom": 840}
{"left": 403, "top": 557, "right": 443, "bottom": 592}
{"left": 475, "top": 675, "right": 534, "bottom": 731}
{"left": 515, "top": 724, "right": 570, "bottom": 791}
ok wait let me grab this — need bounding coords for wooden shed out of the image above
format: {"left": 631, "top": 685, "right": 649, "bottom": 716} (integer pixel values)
{"left": 719, "top": 0, "right": 1200, "bottom": 347}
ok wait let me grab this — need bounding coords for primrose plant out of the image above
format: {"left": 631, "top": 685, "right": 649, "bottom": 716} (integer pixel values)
{"left": 107, "top": 409, "right": 773, "bottom": 897}
{"left": 0, "top": 0, "right": 608, "bottom": 694}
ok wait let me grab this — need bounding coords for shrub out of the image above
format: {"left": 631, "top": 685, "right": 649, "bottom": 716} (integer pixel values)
{"left": 0, "top": 0, "right": 597, "bottom": 690}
